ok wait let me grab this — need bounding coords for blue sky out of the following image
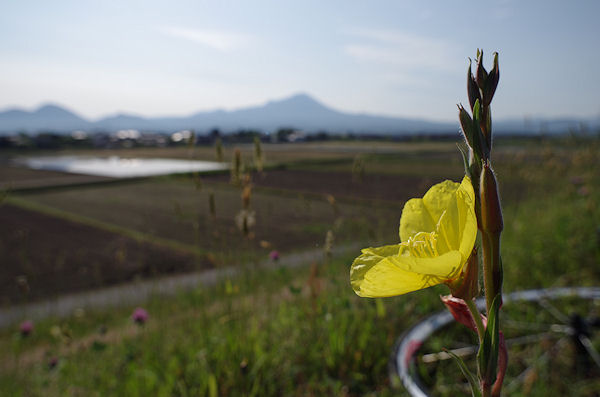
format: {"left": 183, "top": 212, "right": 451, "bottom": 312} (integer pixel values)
{"left": 1, "top": 1, "right": 599, "bottom": 122}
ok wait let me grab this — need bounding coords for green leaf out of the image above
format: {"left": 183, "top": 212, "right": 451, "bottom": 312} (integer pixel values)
{"left": 445, "top": 348, "right": 482, "bottom": 397}
{"left": 477, "top": 294, "right": 501, "bottom": 385}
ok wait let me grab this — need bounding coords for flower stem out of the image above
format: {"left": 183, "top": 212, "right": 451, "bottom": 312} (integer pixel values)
{"left": 466, "top": 299, "right": 485, "bottom": 343}
{"left": 481, "top": 231, "right": 502, "bottom": 313}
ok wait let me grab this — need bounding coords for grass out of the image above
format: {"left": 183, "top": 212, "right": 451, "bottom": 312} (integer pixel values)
{"left": 1, "top": 137, "right": 599, "bottom": 396}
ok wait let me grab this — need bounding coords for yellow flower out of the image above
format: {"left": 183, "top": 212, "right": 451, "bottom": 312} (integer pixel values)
{"left": 350, "top": 177, "right": 477, "bottom": 297}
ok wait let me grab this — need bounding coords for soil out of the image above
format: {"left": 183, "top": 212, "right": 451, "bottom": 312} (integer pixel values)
{"left": 205, "top": 169, "right": 446, "bottom": 203}
{"left": 1, "top": 169, "right": 439, "bottom": 305}
{"left": 0, "top": 204, "right": 201, "bottom": 305}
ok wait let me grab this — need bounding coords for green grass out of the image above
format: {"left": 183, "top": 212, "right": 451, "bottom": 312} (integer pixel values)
{"left": 1, "top": 138, "right": 599, "bottom": 396}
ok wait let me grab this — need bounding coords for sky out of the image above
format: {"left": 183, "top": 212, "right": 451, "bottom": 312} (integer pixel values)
{"left": 1, "top": 0, "right": 599, "bottom": 122}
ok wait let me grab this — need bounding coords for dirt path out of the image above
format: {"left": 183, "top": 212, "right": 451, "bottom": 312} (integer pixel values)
{"left": 0, "top": 242, "right": 360, "bottom": 328}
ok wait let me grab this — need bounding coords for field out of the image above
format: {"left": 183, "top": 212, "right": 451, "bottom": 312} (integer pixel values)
{"left": 1, "top": 137, "right": 599, "bottom": 396}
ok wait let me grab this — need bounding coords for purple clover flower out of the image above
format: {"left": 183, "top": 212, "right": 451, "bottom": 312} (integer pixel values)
{"left": 132, "top": 307, "right": 148, "bottom": 325}
{"left": 20, "top": 320, "right": 33, "bottom": 336}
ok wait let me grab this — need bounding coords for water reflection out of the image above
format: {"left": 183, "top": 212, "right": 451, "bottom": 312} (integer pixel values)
{"left": 18, "top": 156, "right": 228, "bottom": 178}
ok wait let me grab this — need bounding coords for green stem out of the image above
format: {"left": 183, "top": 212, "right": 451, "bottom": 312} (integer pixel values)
{"left": 482, "top": 231, "right": 502, "bottom": 311}
{"left": 481, "top": 232, "right": 495, "bottom": 314}
{"left": 466, "top": 299, "right": 485, "bottom": 343}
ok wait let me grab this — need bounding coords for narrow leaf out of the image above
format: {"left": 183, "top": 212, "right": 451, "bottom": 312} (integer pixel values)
{"left": 478, "top": 295, "right": 501, "bottom": 385}
{"left": 445, "top": 348, "right": 482, "bottom": 397}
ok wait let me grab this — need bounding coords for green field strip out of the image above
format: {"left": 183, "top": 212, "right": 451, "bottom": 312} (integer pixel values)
{"left": 6, "top": 196, "right": 206, "bottom": 258}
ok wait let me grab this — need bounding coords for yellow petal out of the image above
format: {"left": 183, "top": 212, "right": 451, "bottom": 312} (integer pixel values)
{"left": 456, "top": 177, "right": 477, "bottom": 261}
{"left": 400, "top": 177, "right": 476, "bottom": 260}
{"left": 434, "top": 176, "right": 477, "bottom": 261}
{"left": 389, "top": 249, "right": 463, "bottom": 278}
{"left": 400, "top": 179, "right": 462, "bottom": 242}
{"left": 350, "top": 245, "right": 461, "bottom": 297}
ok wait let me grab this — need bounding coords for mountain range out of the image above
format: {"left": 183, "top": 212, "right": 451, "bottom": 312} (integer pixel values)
{"left": 0, "top": 93, "right": 597, "bottom": 135}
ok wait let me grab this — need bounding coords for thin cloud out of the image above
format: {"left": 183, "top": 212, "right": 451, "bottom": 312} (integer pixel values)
{"left": 160, "top": 26, "right": 251, "bottom": 52}
{"left": 343, "top": 29, "right": 460, "bottom": 71}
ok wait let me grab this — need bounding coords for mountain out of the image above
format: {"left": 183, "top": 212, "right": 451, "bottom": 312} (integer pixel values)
{"left": 0, "top": 104, "right": 91, "bottom": 132}
{"left": 1, "top": 94, "right": 597, "bottom": 135}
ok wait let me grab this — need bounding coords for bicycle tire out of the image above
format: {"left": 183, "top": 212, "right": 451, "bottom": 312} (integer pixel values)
{"left": 392, "top": 287, "right": 600, "bottom": 397}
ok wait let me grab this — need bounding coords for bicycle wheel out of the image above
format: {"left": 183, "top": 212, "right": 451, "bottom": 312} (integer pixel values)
{"left": 393, "top": 287, "right": 600, "bottom": 397}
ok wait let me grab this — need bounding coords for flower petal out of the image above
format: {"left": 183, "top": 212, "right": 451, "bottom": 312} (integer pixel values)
{"left": 456, "top": 177, "right": 477, "bottom": 261}
{"left": 400, "top": 179, "right": 462, "bottom": 242}
{"left": 435, "top": 176, "right": 477, "bottom": 259}
{"left": 350, "top": 245, "right": 458, "bottom": 297}
{"left": 390, "top": 249, "right": 463, "bottom": 278}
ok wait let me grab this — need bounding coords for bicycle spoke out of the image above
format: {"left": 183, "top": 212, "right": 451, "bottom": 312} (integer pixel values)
{"left": 538, "top": 298, "right": 571, "bottom": 324}
{"left": 395, "top": 288, "right": 600, "bottom": 397}
{"left": 421, "top": 332, "right": 560, "bottom": 363}
{"left": 502, "top": 319, "right": 570, "bottom": 333}
{"left": 579, "top": 335, "right": 600, "bottom": 369}
{"left": 421, "top": 345, "right": 478, "bottom": 363}
{"left": 505, "top": 332, "right": 562, "bottom": 347}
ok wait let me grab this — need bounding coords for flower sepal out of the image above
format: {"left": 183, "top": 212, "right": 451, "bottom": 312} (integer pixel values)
{"left": 447, "top": 248, "right": 480, "bottom": 301}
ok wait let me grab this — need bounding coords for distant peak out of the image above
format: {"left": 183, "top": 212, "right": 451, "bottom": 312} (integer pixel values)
{"left": 284, "top": 92, "right": 318, "bottom": 103}
{"left": 266, "top": 93, "right": 327, "bottom": 110}
{"left": 288, "top": 92, "right": 314, "bottom": 100}
{"left": 37, "top": 103, "right": 67, "bottom": 111}
{"left": 35, "top": 103, "right": 78, "bottom": 116}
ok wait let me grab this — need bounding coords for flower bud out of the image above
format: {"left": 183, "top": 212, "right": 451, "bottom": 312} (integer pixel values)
{"left": 480, "top": 163, "right": 503, "bottom": 234}
{"left": 467, "top": 59, "right": 481, "bottom": 112}
{"left": 458, "top": 104, "right": 474, "bottom": 145}
{"left": 472, "top": 100, "right": 490, "bottom": 160}
{"left": 476, "top": 50, "right": 488, "bottom": 91}
{"left": 458, "top": 104, "right": 488, "bottom": 161}
{"left": 483, "top": 52, "right": 499, "bottom": 107}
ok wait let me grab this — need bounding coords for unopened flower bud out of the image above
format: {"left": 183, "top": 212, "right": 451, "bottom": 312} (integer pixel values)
{"left": 467, "top": 59, "right": 481, "bottom": 112}
{"left": 483, "top": 52, "right": 499, "bottom": 107}
{"left": 480, "top": 163, "right": 503, "bottom": 233}
{"left": 458, "top": 104, "right": 474, "bottom": 145}
{"left": 476, "top": 50, "right": 488, "bottom": 91}
{"left": 458, "top": 104, "right": 487, "bottom": 160}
